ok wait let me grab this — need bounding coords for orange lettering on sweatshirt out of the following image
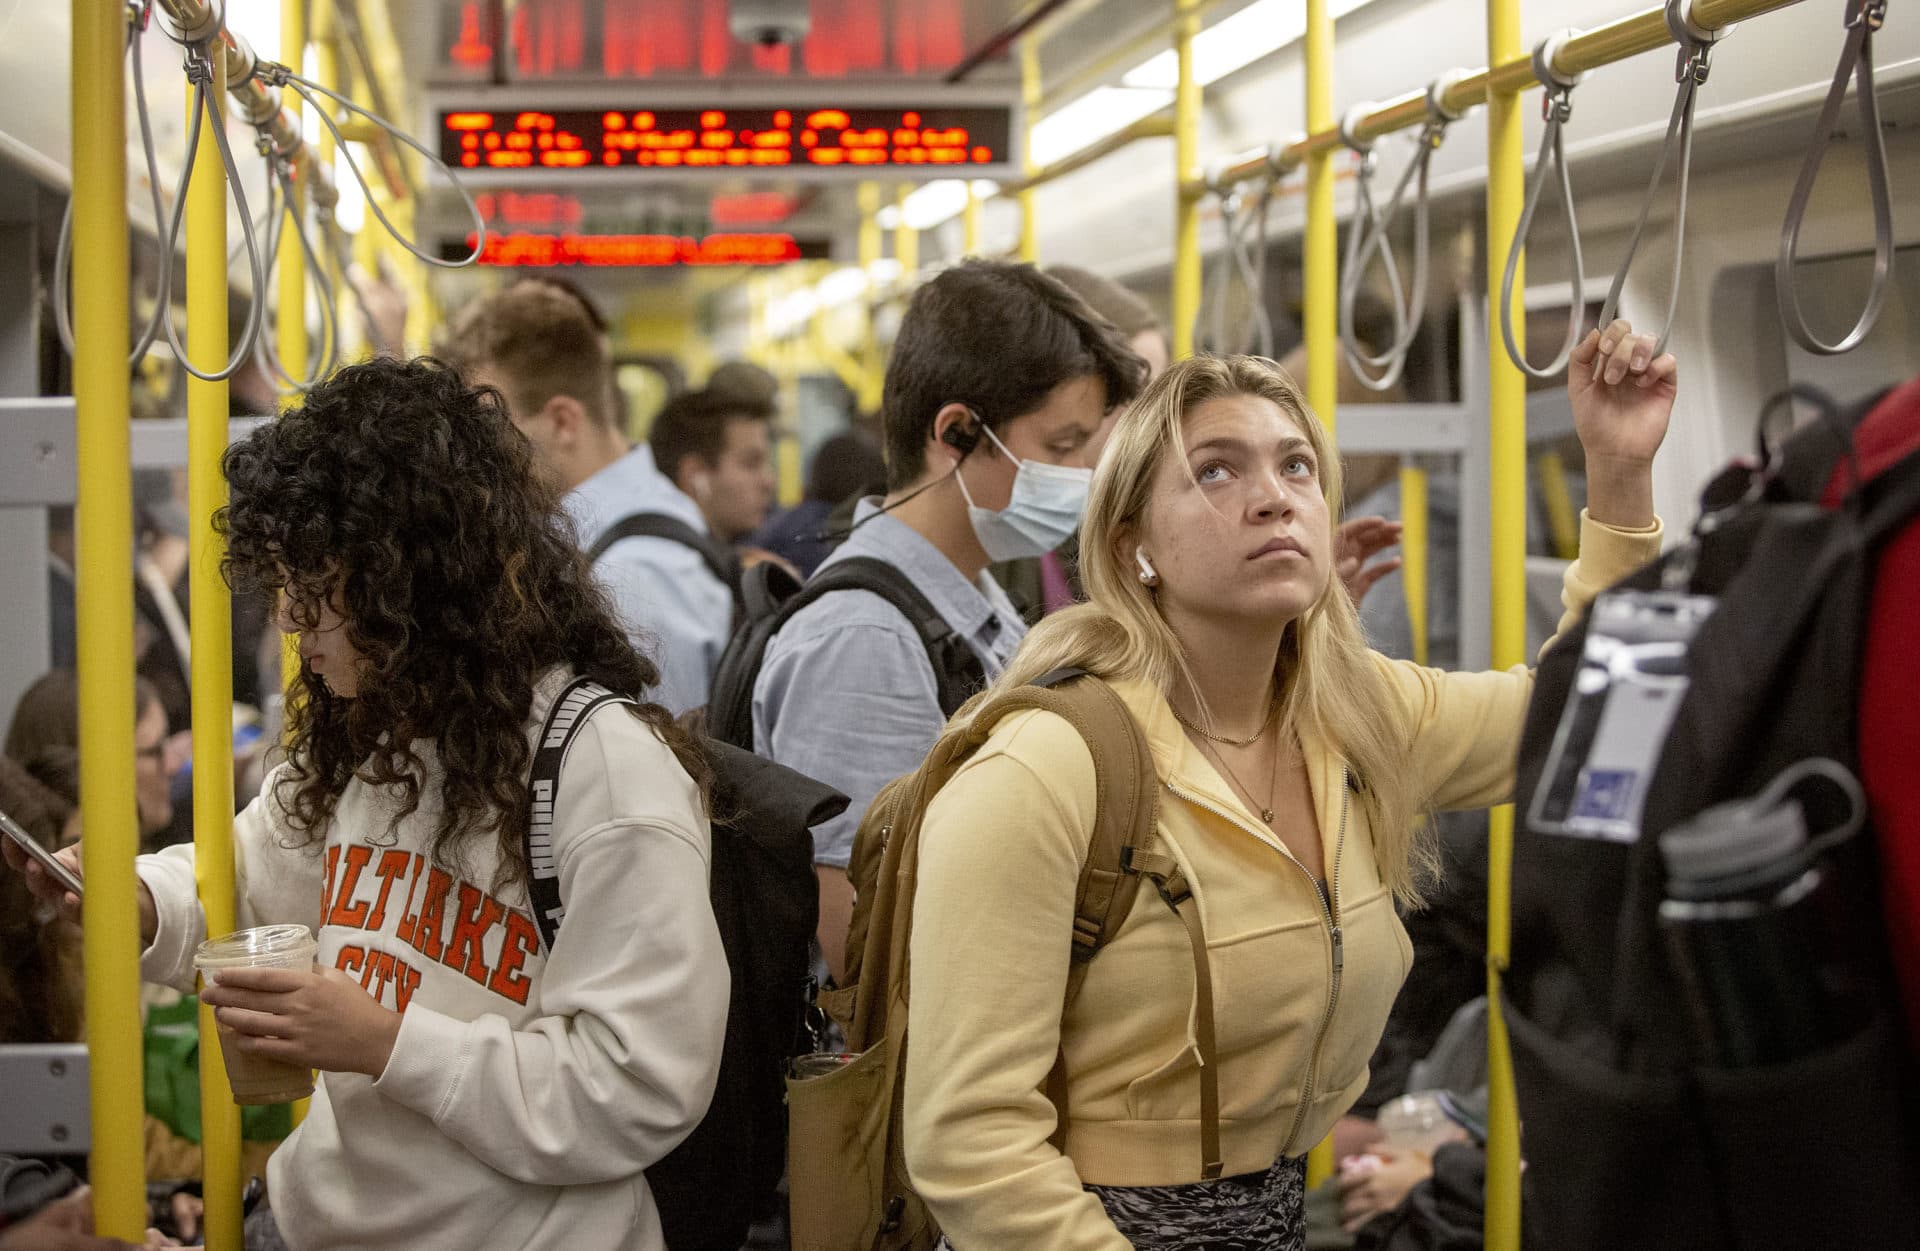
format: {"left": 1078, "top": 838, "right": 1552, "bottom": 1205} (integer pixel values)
{"left": 488, "top": 909, "right": 540, "bottom": 1006}
{"left": 363, "top": 948, "right": 397, "bottom": 995}
{"left": 443, "top": 884, "right": 506, "bottom": 986}
{"left": 336, "top": 944, "right": 366, "bottom": 976}
{"left": 327, "top": 846, "right": 374, "bottom": 928}
{"left": 364, "top": 850, "right": 413, "bottom": 931}
{"left": 319, "top": 846, "right": 342, "bottom": 922}
{"left": 394, "top": 854, "right": 427, "bottom": 944}
{"left": 395, "top": 961, "right": 424, "bottom": 1012}
{"left": 410, "top": 867, "right": 453, "bottom": 962}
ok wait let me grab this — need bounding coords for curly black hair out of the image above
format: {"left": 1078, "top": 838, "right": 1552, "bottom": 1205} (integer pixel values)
{"left": 217, "top": 356, "right": 708, "bottom": 885}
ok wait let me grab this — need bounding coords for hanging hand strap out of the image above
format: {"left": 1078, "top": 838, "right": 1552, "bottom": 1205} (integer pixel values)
{"left": 1597, "top": 0, "right": 1730, "bottom": 360}
{"left": 1499, "top": 30, "right": 1588, "bottom": 380}
{"left": 1776, "top": 0, "right": 1893, "bottom": 356}
{"left": 1339, "top": 71, "right": 1469, "bottom": 392}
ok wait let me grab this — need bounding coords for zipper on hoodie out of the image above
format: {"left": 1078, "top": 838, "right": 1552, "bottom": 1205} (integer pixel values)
{"left": 1161, "top": 770, "right": 1350, "bottom": 1158}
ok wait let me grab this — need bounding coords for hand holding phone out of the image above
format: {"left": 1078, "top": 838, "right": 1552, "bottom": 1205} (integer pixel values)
{"left": 0, "top": 806, "right": 84, "bottom": 904}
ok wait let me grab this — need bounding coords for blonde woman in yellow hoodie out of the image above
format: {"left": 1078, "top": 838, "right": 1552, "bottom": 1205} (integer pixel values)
{"left": 903, "top": 321, "right": 1676, "bottom": 1249}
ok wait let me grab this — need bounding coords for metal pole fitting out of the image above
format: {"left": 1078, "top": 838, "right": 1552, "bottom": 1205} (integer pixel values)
{"left": 1531, "top": 29, "right": 1585, "bottom": 121}
{"left": 1339, "top": 102, "right": 1379, "bottom": 154}
{"left": 1425, "top": 68, "right": 1473, "bottom": 125}
{"left": 1665, "top": 0, "right": 1729, "bottom": 84}
{"left": 157, "top": 0, "right": 222, "bottom": 45}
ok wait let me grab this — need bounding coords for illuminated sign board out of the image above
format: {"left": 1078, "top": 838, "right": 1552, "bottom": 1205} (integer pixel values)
{"left": 437, "top": 104, "right": 1015, "bottom": 177}
{"left": 447, "top": 231, "right": 830, "bottom": 268}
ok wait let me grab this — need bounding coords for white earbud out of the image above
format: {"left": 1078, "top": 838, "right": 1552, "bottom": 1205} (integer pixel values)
{"left": 1135, "top": 549, "right": 1160, "bottom": 586}
{"left": 692, "top": 472, "right": 713, "bottom": 501}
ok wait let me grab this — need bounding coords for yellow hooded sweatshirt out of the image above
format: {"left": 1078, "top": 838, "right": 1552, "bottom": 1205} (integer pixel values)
{"left": 902, "top": 510, "right": 1663, "bottom": 1249}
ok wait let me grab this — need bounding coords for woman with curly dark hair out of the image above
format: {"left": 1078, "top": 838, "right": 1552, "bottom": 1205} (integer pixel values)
{"left": 11, "top": 357, "right": 728, "bottom": 1251}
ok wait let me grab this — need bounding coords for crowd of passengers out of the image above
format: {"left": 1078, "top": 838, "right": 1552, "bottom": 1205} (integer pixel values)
{"left": 1, "top": 259, "right": 1677, "bottom": 1251}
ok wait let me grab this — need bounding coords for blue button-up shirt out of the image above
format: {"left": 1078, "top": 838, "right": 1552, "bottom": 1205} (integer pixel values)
{"left": 752, "top": 501, "right": 1027, "bottom": 867}
{"left": 565, "top": 445, "right": 733, "bottom": 715}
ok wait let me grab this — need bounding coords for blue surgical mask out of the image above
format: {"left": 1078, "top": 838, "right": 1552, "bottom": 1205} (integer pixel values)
{"left": 954, "top": 424, "right": 1093, "bottom": 562}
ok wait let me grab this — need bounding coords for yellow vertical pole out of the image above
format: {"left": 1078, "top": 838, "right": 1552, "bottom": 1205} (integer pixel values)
{"left": 187, "top": 56, "right": 247, "bottom": 1251}
{"left": 72, "top": 1, "right": 146, "bottom": 1233}
{"left": 894, "top": 185, "right": 918, "bottom": 279}
{"left": 857, "top": 183, "right": 884, "bottom": 413}
{"left": 1303, "top": 0, "right": 1336, "bottom": 435}
{"left": 1484, "top": 0, "right": 1527, "bottom": 1241}
{"left": 963, "top": 184, "right": 981, "bottom": 256}
{"left": 1535, "top": 451, "right": 1581, "bottom": 560}
{"left": 1400, "top": 463, "right": 1430, "bottom": 666}
{"left": 1018, "top": 40, "right": 1042, "bottom": 262}
{"left": 278, "top": 0, "right": 310, "bottom": 751}
{"left": 1170, "top": 0, "right": 1202, "bottom": 361}
{"left": 277, "top": 0, "right": 308, "bottom": 400}
{"left": 1302, "top": 0, "right": 1339, "bottom": 1193}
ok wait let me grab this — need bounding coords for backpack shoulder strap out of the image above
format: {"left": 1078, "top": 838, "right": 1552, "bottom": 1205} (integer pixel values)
{"left": 791, "top": 556, "right": 988, "bottom": 717}
{"left": 968, "top": 670, "right": 1221, "bottom": 1180}
{"left": 589, "top": 512, "right": 743, "bottom": 606}
{"left": 525, "top": 676, "right": 636, "bottom": 952}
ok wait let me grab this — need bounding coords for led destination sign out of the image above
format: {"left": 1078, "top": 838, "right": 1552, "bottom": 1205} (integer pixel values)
{"left": 439, "top": 104, "right": 1013, "bottom": 173}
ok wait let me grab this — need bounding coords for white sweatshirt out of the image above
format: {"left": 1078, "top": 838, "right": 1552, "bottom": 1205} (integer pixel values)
{"left": 137, "top": 670, "right": 729, "bottom": 1251}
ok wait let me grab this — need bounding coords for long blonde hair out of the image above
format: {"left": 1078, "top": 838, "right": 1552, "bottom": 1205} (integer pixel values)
{"left": 971, "top": 354, "right": 1435, "bottom": 904}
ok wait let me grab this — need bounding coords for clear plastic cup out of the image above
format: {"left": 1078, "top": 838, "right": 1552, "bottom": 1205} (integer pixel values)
{"left": 194, "top": 924, "right": 318, "bottom": 1105}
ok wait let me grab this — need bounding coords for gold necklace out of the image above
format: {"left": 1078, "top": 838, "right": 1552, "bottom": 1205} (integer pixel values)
{"left": 1171, "top": 698, "right": 1277, "bottom": 748}
{"left": 1198, "top": 734, "right": 1284, "bottom": 825}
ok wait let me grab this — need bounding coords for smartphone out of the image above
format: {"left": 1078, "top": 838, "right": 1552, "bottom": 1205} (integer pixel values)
{"left": 0, "top": 806, "right": 83, "bottom": 899}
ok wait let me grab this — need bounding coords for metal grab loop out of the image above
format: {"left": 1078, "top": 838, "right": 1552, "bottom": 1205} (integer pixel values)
{"left": 1777, "top": 0, "right": 1894, "bottom": 356}
{"left": 1337, "top": 104, "right": 1409, "bottom": 390}
{"left": 1597, "top": 0, "right": 1730, "bottom": 359}
{"left": 251, "top": 156, "right": 341, "bottom": 393}
{"left": 1201, "top": 171, "right": 1274, "bottom": 358}
{"left": 1338, "top": 73, "right": 1464, "bottom": 393}
{"left": 1499, "top": 30, "right": 1588, "bottom": 380}
{"left": 260, "top": 62, "right": 489, "bottom": 269}
{"left": 160, "top": 42, "right": 271, "bottom": 384}
{"left": 1237, "top": 170, "right": 1277, "bottom": 358}
{"left": 54, "top": 13, "right": 176, "bottom": 364}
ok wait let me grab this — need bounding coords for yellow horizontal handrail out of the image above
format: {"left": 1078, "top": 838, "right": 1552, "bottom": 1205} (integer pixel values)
{"left": 1189, "top": 0, "right": 1806, "bottom": 197}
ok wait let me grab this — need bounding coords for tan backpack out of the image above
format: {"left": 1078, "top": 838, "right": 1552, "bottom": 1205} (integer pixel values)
{"left": 785, "top": 669, "right": 1223, "bottom": 1251}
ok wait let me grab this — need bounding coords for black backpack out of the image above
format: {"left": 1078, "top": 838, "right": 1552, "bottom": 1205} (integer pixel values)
{"left": 526, "top": 677, "right": 849, "bottom": 1251}
{"left": 590, "top": 512, "right": 747, "bottom": 619}
{"left": 1507, "top": 390, "right": 1920, "bottom": 1251}
{"left": 703, "top": 556, "right": 988, "bottom": 751}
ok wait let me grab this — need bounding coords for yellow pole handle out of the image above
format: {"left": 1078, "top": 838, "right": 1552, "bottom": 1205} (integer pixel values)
{"left": 1170, "top": 0, "right": 1202, "bottom": 360}
{"left": 1401, "top": 465, "right": 1430, "bottom": 666}
{"left": 1019, "top": 41, "right": 1042, "bottom": 262}
{"left": 1303, "top": 0, "right": 1339, "bottom": 1191}
{"left": 1484, "top": 0, "right": 1528, "bottom": 1240}
{"left": 187, "top": 55, "right": 247, "bottom": 1251}
{"left": 73, "top": 0, "right": 147, "bottom": 1231}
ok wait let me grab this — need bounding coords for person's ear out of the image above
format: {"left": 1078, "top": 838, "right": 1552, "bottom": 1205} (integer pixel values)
{"left": 540, "top": 394, "right": 589, "bottom": 448}
{"left": 930, "top": 403, "right": 982, "bottom": 462}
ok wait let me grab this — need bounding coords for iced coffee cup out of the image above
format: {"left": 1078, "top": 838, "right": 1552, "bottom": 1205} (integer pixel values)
{"left": 194, "top": 924, "right": 318, "bottom": 1105}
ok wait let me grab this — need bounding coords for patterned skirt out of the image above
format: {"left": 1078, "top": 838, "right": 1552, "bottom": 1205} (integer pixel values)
{"left": 935, "top": 1153, "right": 1307, "bottom": 1250}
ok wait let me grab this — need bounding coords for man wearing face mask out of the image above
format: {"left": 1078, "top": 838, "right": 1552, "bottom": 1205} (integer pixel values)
{"left": 752, "top": 260, "right": 1148, "bottom": 979}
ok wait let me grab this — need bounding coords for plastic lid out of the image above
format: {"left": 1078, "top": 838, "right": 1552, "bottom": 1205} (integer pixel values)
{"left": 194, "top": 924, "right": 316, "bottom": 968}
{"left": 1659, "top": 798, "right": 1806, "bottom": 887}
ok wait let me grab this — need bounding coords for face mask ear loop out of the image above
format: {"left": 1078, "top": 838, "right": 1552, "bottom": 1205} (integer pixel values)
{"left": 1499, "top": 29, "right": 1589, "bottom": 380}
